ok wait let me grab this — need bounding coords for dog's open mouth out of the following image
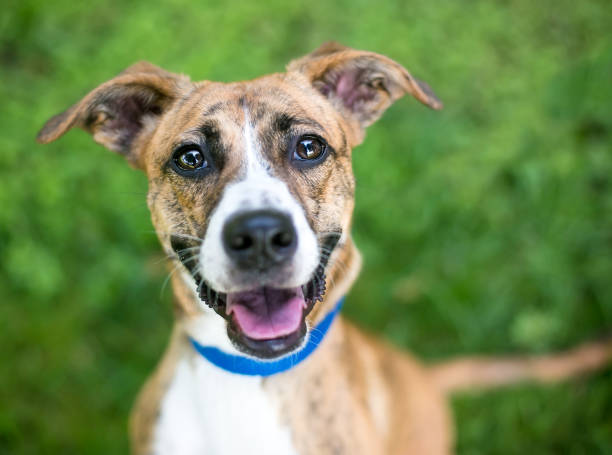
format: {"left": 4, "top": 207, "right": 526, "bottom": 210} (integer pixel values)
{"left": 228, "top": 287, "right": 306, "bottom": 339}
{"left": 171, "top": 233, "right": 339, "bottom": 358}
{"left": 197, "top": 263, "right": 327, "bottom": 358}
{"left": 224, "top": 285, "right": 315, "bottom": 357}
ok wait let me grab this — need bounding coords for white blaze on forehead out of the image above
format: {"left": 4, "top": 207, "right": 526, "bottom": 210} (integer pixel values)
{"left": 199, "top": 105, "right": 319, "bottom": 293}
{"left": 243, "top": 105, "right": 267, "bottom": 177}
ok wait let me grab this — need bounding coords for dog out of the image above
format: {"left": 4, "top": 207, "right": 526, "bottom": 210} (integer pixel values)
{"left": 37, "top": 42, "right": 612, "bottom": 454}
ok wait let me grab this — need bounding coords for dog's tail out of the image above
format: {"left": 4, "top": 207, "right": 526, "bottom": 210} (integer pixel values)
{"left": 429, "top": 337, "right": 612, "bottom": 394}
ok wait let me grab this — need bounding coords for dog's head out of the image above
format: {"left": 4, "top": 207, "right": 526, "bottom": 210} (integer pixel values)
{"left": 38, "top": 43, "right": 441, "bottom": 358}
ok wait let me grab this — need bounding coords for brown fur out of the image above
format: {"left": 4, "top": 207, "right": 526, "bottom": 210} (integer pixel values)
{"left": 38, "top": 42, "right": 612, "bottom": 454}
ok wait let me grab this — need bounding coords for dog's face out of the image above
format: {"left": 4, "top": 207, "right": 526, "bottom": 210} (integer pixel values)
{"left": 147, "top": 75, "right": 354, "bottom": 357}
{"left": 38, "top": 42, "right": 441, "bottom": 358}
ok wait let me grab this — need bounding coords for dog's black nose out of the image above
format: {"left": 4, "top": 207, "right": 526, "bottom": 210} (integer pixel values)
{"left": 222, "top": 210, "right": 297, "bottom": 269}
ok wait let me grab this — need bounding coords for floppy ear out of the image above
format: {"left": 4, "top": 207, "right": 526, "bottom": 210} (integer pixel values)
{"left": 36, "top": 62, "right": 191, "bottom": 168}
{"left": 287, "top": 42, "right": 442, "bottom": 142}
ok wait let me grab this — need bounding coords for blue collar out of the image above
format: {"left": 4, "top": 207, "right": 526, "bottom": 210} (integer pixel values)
{"left": 189, "top": 297, "right": 344, "bottom": 377}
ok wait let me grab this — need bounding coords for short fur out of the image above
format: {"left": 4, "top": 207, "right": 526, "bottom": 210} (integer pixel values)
{"left": 38, "top": 43, "right": 612, "bottom": 454}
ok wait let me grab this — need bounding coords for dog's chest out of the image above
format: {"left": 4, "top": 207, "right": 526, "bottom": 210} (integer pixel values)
{"left": 152, "top": 353, "right": 298, "bottom": 455}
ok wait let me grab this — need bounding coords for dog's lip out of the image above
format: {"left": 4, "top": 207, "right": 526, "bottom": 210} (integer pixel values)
{"left": 226, "top": 316, "right": 308, "bottom": 359}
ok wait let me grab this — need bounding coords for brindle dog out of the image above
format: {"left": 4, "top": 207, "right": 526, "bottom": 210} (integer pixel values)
{"left": 38, "top": 42, "right": 612, "bottom": 455}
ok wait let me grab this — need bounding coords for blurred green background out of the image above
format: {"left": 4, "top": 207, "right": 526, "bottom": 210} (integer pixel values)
{"left": 2, "top": 0, "right": 612, "bottom": 453}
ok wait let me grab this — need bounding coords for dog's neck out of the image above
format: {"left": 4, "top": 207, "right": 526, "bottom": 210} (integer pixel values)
{"left": 169, "top": 236, "right": 362, "bottom": 352}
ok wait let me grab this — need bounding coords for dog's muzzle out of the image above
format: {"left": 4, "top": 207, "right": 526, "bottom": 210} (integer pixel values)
{"left": 171, "top": 222, "right": 340, "bottom": 358}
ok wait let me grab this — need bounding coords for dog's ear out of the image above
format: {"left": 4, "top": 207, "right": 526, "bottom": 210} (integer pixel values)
{"left": 36, "top": 62, "right": 192, "bottom": 168}
{"left": 287, "top": 42, "right": 442, "bottom": 143}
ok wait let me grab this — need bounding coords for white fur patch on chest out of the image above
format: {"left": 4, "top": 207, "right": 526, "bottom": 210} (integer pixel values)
{"left": 152, "top": 345, "right": 298, "bottom": 455}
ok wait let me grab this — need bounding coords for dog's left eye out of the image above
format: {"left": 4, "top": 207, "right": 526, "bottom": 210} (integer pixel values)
{"left": 293, "top": 136, "right": 328, "bottom": 162}
{"left": 172, "top": 146, "right": 209, "bottom": 174}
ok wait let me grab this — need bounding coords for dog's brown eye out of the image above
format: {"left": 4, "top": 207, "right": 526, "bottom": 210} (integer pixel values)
{"left": 295, "top": 137, "right": 327, "bottom": 161}
{"left": 173, "top": 147, "right": 208, "bottom": 172}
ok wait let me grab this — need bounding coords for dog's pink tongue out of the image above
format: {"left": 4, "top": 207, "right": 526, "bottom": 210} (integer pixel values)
{"left": 226, "top": 287, "right": 305, "bottom": 340}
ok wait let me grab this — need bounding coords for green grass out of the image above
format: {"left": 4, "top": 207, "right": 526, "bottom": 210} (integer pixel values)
{"left": 1, "top": 0, "right": 611, "bottom": 453}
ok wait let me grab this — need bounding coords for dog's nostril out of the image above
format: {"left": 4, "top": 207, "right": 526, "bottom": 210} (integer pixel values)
{"left": 271, "top": 231, "right": 293, "bottom": 248}
{"left": 231, "top": 234, "right": 253, "bottom": 251}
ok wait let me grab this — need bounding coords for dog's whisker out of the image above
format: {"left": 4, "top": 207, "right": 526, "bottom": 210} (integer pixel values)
{"left": 181, "top": 245, "right": 201, "bottom": 252}
{"left": 160, "top": 260, "right": 186, "bottom": 298}
{"left": 164, "top": 254, "right": 200, "bottom": 270}
{"left": 174, "top": 246, "right": 202, "bottom": 253}
{"left": 153, "top": 254, "right": 177, "bottom": 265}
{"left": 156, "top": 230, "right": 205, "bottom": 243}
{"left": 171, "top": 233, "right": 204, "bottom": 242}
{"left": 178, "top": 255, "right": 199, "bottom": 265}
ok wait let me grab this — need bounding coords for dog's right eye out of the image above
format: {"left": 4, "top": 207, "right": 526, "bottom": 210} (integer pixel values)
{"left": 171, "top": 145, "right": 210, "bottom": 175}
